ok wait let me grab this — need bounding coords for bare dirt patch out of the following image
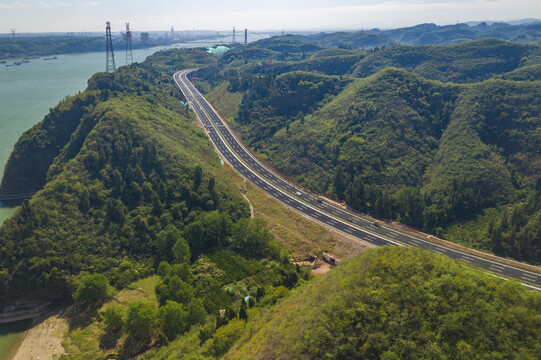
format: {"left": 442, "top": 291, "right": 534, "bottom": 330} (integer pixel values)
{"left": 311, "top": 263, "right": 332, "bottom": 276}
{"left": 12, "top": 310, "right": 68, "bottom": 360}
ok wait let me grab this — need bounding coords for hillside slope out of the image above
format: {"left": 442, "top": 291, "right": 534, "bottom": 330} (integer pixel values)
{"left": 0, "top": 54, "right": 250, "bottom": 304}
{"left": 226, "top": 246, "right": 541, "bottom": 359}
{"left": 221, "top": 65, "right": 541, "bottom": 262}
{"left": 351, "top": 39, "right": 541, "bottom": 82}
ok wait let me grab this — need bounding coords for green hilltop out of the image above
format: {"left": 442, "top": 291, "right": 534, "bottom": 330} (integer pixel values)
{"left": 226, "top": 246, "right": 541, "bottom": 359}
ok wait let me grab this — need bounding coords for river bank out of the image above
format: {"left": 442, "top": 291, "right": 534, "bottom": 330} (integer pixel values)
{"left": 10, "top": 310, "right": 68, "bottom": 360}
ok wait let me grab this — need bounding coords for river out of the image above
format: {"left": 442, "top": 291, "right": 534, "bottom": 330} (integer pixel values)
{"left": 0, "top": 39, "right": 234, "bottom": 359}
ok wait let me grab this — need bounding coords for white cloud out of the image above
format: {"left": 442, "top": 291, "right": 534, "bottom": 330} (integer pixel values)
{"left": 0, "top": 1, "right": 29, "bottom": 8}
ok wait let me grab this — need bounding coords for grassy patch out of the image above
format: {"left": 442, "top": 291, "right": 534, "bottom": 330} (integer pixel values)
{"left": 221, "top": 165, "right": 363, "bottom": 260}
{"left": 205, "top": 81, "right": 243, "bottom": 124}
{"left": 61, "top": 276, "right": 160, "bottom": 360}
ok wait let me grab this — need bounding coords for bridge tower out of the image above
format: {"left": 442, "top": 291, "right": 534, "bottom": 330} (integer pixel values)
{"left": 244, "top": 29, "right": 247, "bottom": 45}
{"left": 232, "top": 27, "right": 236, "bottom": 44}
{"left": 125, "top": 22, "right": 133, "bottom": 65}
{"left": 10, "top": 28, "right": 15, "bottom": 38}
{"left": 105, "top": 21, "right": 116, "bottom": 72}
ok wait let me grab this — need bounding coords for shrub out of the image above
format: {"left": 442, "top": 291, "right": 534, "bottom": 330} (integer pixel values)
{"left": 126, "top": 301, "right": 157, "bottom": 342}
{"left": 73, "top": 273, "right": 111, "bottom": 308}
{"left": 100, "top": 305, "right": 124, "bottom": 332}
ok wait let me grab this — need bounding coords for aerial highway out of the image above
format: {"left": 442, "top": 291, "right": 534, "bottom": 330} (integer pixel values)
{"left": 173, "top": 69, "right": 541, "bottom": 290}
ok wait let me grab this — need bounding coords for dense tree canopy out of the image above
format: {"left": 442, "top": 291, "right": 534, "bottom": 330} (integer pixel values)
{"left": 227, "top": 247, "right": 541, "bottom": 359}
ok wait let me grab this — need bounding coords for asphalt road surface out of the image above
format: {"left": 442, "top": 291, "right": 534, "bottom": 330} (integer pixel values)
{"left": 173, "top": 69, "right": 541, "bottom": 291}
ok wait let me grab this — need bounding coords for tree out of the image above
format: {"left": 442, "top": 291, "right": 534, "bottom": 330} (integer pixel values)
{"left": 172, "top": 236, "right": 190, "bottom": 264}
{"left": 225, "top": 306, "right": 237, "bottom": 320}
{"left": 333, "top": 166, "right": 345, "bottom": 200}
{"left": 239, "top": 300, "right": 248, "bottom": 321}
{"left": 100, "top": 305, "right": 124, "bottom": 332}
{"left": 186, "top": 299, "right": 206, "bottom": 325}
{"left": 157, "top": 261, "right": 172, "bottom": 278}
{"left": 256, "top": 286, "right": 265, "bottom": 300}
{"left": 159, "top": 300, "right": 188, "bottom": 341}
{"left": 157, "top": 225, "right": 182, "bottom": 262}
{"left": 208, "top": 176, "right": 215, "bottom": 191}
{"left": 73, "top": 273, "right": 110, "bottom": 308}
{"left": 199, "top": 326, "right": 213, "bottom": 345}
{"left": 126, "top": 301, "right": 157, "bottom": 342}
{"left": 209, "top": 319, "right": 246, "bottom": 357}
{"left": 194, "top": 165, "right": 202, "bottom": 189}
{"left": 230, "top": 218, "right": 278, "bottom": 258}
{"left": 156, "top": 275, "right": 194, "bottom": 306}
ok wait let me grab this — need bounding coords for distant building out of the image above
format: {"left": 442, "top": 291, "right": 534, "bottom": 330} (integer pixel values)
{"left": 140, "top": 32, "right": 149, "bottom": 42}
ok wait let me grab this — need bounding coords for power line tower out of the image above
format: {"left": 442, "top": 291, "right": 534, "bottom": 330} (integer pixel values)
{"left": 105, "top": 21, "right": 116, "bottom": 72}
{"left": 125, "top": 22, "right": 133, "bottom": 65}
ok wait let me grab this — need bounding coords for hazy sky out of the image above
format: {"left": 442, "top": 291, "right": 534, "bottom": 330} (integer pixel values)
{"left": 1, "top": 0, "right": 540, "bottom": 33}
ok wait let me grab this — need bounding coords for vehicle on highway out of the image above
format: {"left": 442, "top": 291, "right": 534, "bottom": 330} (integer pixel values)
{"left": 295, "top": 191, "right": 302, "bottom": 196}
{"left": 373, "top": 221, "right": 381, "bottom": 227}
{"left": 317, "top": 198, "right": 323, "bottom": 204}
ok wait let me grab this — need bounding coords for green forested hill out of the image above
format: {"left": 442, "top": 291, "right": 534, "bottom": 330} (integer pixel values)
{"left": 213, "top": 61, "right": 541, "bottom": 263}
{"left": 351, "top": 39, "right": 541, "bottom": 82}
{"left": 0, "top": 92, "right": 248, "bottom": 303}
{"left": 0, "top": 50, "right": 250, "bottom": 305}
{"left": 226, "top": 246, "right": 541, "bottom": 359}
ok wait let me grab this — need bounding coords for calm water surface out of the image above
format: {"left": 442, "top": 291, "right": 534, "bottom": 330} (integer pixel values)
{"left": 0, "top": 319, "right": 33, "bottom": 360}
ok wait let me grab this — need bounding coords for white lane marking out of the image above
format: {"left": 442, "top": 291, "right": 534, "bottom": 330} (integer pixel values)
{"left": 489, "top": 266, "right": 503, "bottom": 272}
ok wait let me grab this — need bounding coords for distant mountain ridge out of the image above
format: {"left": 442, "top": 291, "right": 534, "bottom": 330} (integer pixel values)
{"left": 291, "top": 21, "right": 541, "bottom": 48}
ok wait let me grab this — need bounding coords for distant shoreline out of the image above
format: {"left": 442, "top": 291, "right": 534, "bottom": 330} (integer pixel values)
{"left": 0, "top": 34, "right": 225, "bottom": 61}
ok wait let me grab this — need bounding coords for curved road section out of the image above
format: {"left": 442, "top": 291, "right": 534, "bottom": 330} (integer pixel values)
{"left": 173, "top": 69, "right": 541, "bottom": 290}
